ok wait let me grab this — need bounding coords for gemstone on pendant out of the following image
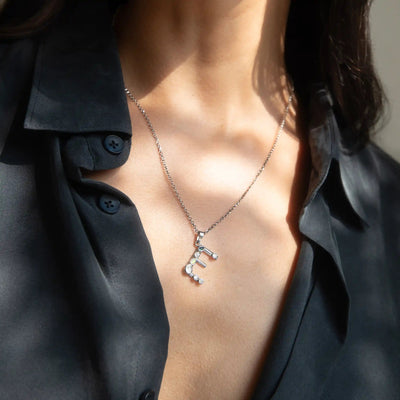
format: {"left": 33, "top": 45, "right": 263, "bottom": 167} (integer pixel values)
{"left": 185, "top": 235, "right": 219, "bottom": 285}
{"left": 185, "top": 264, "right": 193, "bottom": 274}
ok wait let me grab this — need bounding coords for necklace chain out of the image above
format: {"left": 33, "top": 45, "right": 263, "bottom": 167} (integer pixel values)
{"left": 124, "top": 87, "right": 293, "bottom": 236}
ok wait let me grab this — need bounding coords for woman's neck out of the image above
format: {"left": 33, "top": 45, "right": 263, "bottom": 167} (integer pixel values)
{"left": 113, "top": 0, "right": 293, "bottom": 131}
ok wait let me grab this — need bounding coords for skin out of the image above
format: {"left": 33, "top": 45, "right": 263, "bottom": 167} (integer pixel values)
{"left": 86, "top": 0, "right": 312, "bottom": 399}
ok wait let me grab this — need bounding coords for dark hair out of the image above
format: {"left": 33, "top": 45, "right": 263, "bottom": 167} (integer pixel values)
{"left": 285, "top": 0, "right": 386, "bottom": 148}
{"left": 0, "top": 0, "right": 385, "bottom": 148}
{"left": 0, "top": 0, "right": 65, "bottom": 38}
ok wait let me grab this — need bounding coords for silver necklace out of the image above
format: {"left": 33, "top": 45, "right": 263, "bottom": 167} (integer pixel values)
{"left": 125, "top": 87, "right": 293, "bottom": 285}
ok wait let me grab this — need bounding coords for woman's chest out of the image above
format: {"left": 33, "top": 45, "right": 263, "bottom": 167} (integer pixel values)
{"left": 83, "top": 131, "right": 309, "bottom": 400}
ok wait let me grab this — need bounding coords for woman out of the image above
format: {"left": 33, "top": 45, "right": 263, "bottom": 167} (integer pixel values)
{"left": 0, "top": 0, "right": 399, "bottom": 399}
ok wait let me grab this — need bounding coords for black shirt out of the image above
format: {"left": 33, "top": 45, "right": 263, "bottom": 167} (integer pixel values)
{"left": 1, "top": 1, "right": 400, "bottom": 399}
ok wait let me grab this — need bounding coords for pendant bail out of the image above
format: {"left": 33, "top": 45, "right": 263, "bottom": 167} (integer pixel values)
{"left": 195, "top": 231, "right": 205, "bottom": 245}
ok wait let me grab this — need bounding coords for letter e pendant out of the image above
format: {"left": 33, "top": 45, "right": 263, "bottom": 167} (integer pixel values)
{"left": 183, "top": 232, "right": 218, "bottom": 285}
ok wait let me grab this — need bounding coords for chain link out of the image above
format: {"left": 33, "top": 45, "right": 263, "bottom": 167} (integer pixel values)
{"left": 125, "top": 87, "right": 293, "bottom": 235}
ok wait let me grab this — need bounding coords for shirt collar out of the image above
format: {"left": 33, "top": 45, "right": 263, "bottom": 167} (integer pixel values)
{"left": 23, "top": 0, "right": 370, "bottom": 228}
{"left": 23, "top": 0, "right": 131, "bottom": 135}
{"left": 304, "top": 85, "right": 371, "bottom": 228}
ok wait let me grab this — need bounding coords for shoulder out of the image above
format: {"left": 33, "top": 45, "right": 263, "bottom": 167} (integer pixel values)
{"left": 0, "top": 36, "right": 37, "bottom": 75}
{"left": 360, "top": 141, "right": 400, "bottom": 198}
{"left": 0, "top": 37, "right": 38, "bottom": 150}
{"left": 334, "top": 135, "right": 400, "bottom": 234}
{"left": 355, "top": 141, "right": 400, "bottom": 229}
{"left": 365, "top": 141, "right": 400, "bottom": 181}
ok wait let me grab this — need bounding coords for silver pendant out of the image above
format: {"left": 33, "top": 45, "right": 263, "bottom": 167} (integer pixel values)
{"left": 184, "top": 232, "right": 218, "bottom": 284}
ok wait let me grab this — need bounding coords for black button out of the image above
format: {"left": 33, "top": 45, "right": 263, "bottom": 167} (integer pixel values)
{"left": 103, "top": 134, "right": 124, "bottom": 155}
{"left": 98, "top": 194, "right": 120, "bottom": 214}
{"left": 139, "top": 389, "right": 156, "bottom": 400}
